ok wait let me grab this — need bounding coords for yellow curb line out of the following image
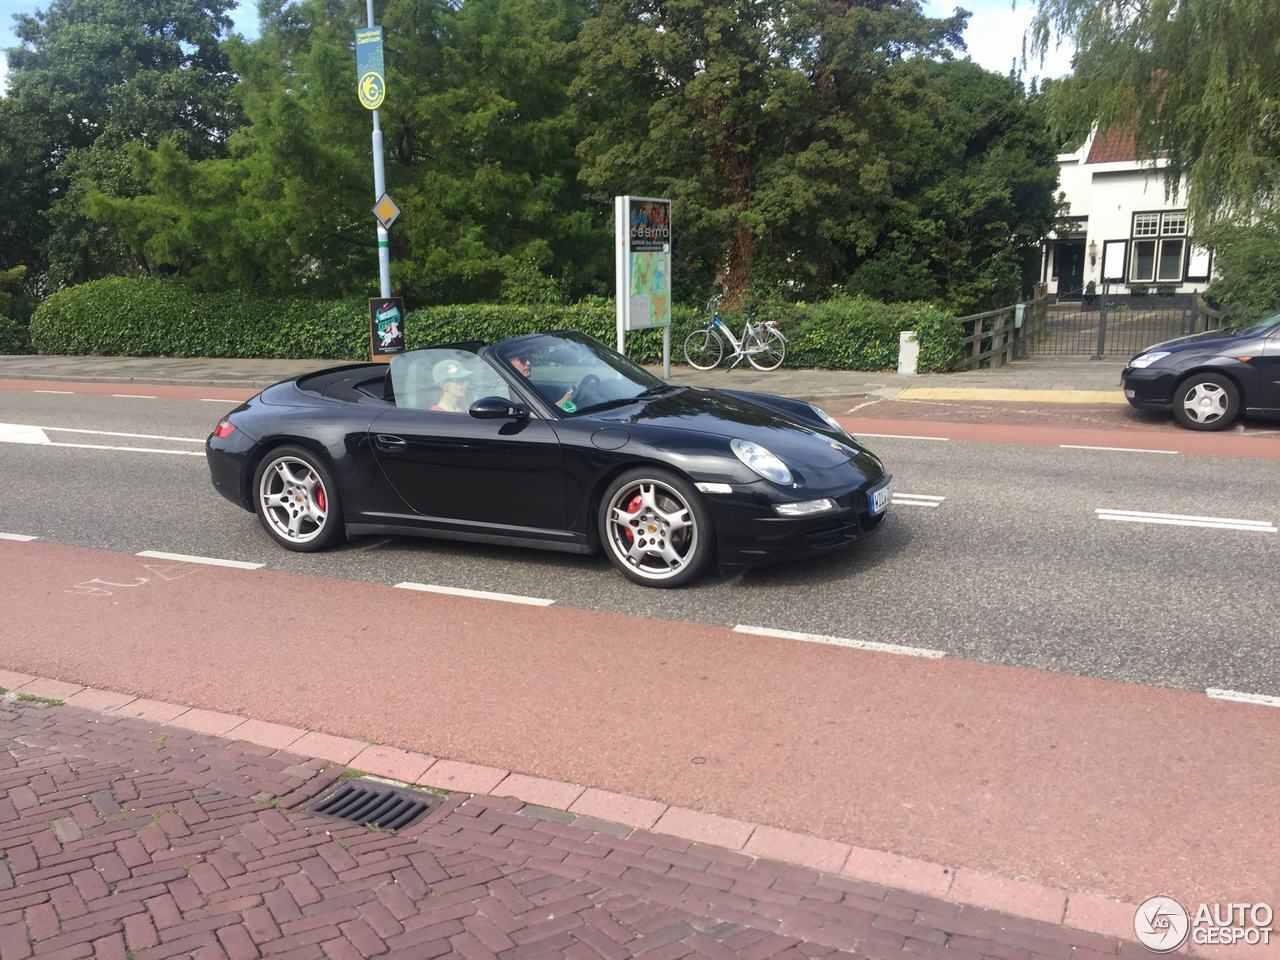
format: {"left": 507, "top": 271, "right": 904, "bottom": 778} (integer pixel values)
{"left": 898, "top": 387, "right": 1128, "bottom": 405}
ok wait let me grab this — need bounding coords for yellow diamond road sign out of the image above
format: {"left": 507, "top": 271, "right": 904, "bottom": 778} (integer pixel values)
{"left": 372, "top": 193, "right": 400, "bottom": 230}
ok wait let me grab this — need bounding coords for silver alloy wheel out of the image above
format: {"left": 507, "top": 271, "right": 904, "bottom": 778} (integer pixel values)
{"left": 605, "top": 479, "right": 698, "bottom": 582}
{"left": 258, "top": 455, "right": 329, "bottom": 544}
{"left": 1182, "top": 381, "right": 1228, "bottom": 424}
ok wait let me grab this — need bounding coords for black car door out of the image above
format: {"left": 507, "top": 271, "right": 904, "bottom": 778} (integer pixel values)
{"left": 1259, "top": 328, "right": 1280, "bottom": 412}
{"left": 369, "top": 349, "right": 567, "bottom": 534}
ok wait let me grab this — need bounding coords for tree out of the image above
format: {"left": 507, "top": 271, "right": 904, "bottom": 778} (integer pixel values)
{"left": 1030, "top": 0, "right": 1280, "bottom": 223}
{"left": 845, "top": 60, "right": 1060, "bottom": 310}
{"left": 2, "top": 0, "right": 243, "bottom": 286}
{"left": 570, "top": 0, "right": 966, "bottom": 304}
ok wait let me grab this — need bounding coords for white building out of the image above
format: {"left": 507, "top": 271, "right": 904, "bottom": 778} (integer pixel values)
{"left": 1041, "top": 127, "right": 1214, "bottom": 301}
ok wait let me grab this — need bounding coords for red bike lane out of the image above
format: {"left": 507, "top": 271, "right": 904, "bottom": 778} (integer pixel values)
{"left": 2, "top": 539, "right": 1277, "bottom": 911}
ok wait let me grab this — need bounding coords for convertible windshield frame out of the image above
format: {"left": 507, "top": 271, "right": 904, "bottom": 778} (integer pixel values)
{"left": 491, "top": 331, "right": 666, "bottom": 418}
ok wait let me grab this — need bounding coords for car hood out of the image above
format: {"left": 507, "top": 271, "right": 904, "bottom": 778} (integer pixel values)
{"left": 594, "top": 387, "right": 858, "bottom": 471}
{"left": 1136, "top": 329, "right": 1245, "bottom": 357}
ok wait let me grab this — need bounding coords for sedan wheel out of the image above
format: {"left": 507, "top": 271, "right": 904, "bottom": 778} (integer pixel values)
{"left": 599, "top": 469, "right": 713, "bottom": 587}
{"left": 253, "top": 446, "right": 345, "bottom": 551}
{"left": 1172, "top": 373, "right": 1240, "bottom": 431}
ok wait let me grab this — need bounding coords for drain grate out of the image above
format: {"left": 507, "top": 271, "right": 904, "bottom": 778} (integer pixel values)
{"left": 311, "top": 779, "right": 440, "bottom": 830}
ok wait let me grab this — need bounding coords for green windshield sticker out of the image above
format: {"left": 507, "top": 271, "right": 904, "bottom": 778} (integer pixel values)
{"left": 558, "top": 400, "right": 578, "bottom": 413}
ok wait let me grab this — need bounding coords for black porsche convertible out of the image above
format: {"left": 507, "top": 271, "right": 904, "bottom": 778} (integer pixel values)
{"left": 205, "top": 331, "right": 891, "bottom": 587}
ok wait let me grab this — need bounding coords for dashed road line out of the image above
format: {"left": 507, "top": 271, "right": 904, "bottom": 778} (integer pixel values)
{"left": 395, "top": 581, "right": 555, "bottom": 607}
{"left": 1207, "top": 688, "right": 1280, "bottom": 709}
{"left": 1061, "top": 444, "right": 1178, "bottom": 455}
{"left": 33, "top": 389, "right": 74, "bottom": 394}
{"left": 0, "top": 533, "right": 39, "bottom": 542}
{"left": 733, "top": 624, "right": 945, "bottom": 659}
{"left": 136, "top": 550, "right": 265, "bottom": 570}
{"left": 853, "top": 432, "right": 950, "bottom": 442}
{"left": 47, "top": 442, "right": 204, "bottom": 456}
{"left": 110, "top": 394, "right": 158, "bottom": 399}
{"left": 892, "top": 493, "right": 945, "bottom": 508}
{"left": 44, "top": 426, "right": 204, "bottom": 444}
{"left": 1095, "top": 508, "right": 1276, "bottom": 533}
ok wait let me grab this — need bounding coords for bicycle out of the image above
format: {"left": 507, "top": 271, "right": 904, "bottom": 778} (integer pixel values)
{"left": 683, "top": 295, "right": 788, "bottom": 371}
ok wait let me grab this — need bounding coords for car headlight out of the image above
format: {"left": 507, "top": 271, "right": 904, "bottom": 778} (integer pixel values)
{"left": 1130, "top": 351, "right": 1170, "bottom": 369}
{"left": 730, "top": 438, "right": 793, "bottom": 485}
{"left": 809, "top": 403, "right": 848, "bottom": 436}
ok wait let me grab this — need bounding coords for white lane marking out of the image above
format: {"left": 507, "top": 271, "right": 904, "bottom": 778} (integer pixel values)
{"left": 853, "top": 432, "right": 950, "bottom": 442}
{"left": 46, "top": 441, "right": 204, "bottom": 457}
{"left": 845, "top": 399, "right": 881, "bottom": 414}
{"left": 1096, "top": 508, "right": 1276, "bottom": 533}
{"left": 395, "top": 581, "right": 555, "bottom": 607}
{"left": 892, "top": 498, "right": 941, "bottom": 508}
{"left": 733, "top": 624, "right": 945, "bottom": 659}
{"left": 200, "top": 398, "right": 233, "bottom": 403}
{"left": 1207, "top": 688, "right": 1280, "bottom": 709}
{"left": 43, "top": 426, "right": 204, "bottom": 444}
{"left": 33, "top": 389, "right": 74, "bottom": 394}
{"left": 136, "top": 550, "right": 264, "bottom": 570}
{"left": 1061, "top": 444, "right": 1178, "bottom": 455}
{"left": 0, "top": 422, "right": 51, "bottom": 444}
{"left": 111, "top": 394, "right": 157, "bottom": 399}
{"left": 0, "top": 533, "right": 40, "bottom": 542}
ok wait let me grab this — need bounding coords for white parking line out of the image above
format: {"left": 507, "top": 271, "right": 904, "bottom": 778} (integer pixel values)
{"left": 892, "top": 493, "right": 945, "bottom": 508}
{"left": 136, "top": 550, "right": 264, "bottom": 570}
{"left": 854, "top": 432, "right": 950, "bottom": 442}
{"left": 33, "top": 389, "right": 74, "bottom": 394}
{"left": 1061, "top": 444, "right": 1178, "bottom": 455}
{"left": 0, "top": 533, "right": 39, "bottom": 542}
{"left": 394, "top": 581, "right": 555, "bottom": 606}
{"left": 1096, "top": 508, "right": 1276, "bottom": 533}
{"left": 111, "top": 394, "right": 157, "bottom": 399}
{"left": 1207, "top": 688, "right": 1280, "bottom": 709}
{"left": 732, "top": 624, "right": 945, "bottom": 658}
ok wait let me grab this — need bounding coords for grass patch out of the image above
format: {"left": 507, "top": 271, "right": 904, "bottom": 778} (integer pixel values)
{"left": 15, "top": 693, "right": 63, "bottom": 707}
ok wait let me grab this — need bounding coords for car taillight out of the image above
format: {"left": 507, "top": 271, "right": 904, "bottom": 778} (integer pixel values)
{"left": 213, "top": 417, "right": 236, "bottom": 439}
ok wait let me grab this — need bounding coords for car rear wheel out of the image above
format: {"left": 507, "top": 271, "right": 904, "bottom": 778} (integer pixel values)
{"left": 599, "top": 468, "right": 714, "bottom": 587}
{"left": 1172, "top": 372, "right": 1240, "bottom": 431}
{"left": 253, "top": 445, "right": 345, "bottom": 551}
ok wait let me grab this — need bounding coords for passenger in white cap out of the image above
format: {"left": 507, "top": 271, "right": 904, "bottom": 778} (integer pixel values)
{"left": 431, "top": 359, "right": 474, "bottom": 413}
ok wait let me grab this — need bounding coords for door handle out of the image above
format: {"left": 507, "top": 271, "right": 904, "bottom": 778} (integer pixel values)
{"left": 375, "top": 434, "right": 407, "bottom": 451}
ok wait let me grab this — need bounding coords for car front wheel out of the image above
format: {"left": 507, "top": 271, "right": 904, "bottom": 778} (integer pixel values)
{"left": 599, "top": 468, "right": 714, "bottom": 587}
{"left": 253, "top": 445, "right": 345, "bottom": 551}
{"left": 1172, "top": 372, "right": 1240, "bottom": 431}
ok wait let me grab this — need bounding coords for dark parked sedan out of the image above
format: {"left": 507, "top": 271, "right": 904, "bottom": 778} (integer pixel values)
{"left": 206, "top": 331, "right": 891, "bottom": 587}
{"left": 1121, "top": 313, "right": 1280, "bottom": 430}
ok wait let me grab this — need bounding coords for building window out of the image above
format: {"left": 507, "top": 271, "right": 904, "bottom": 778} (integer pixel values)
{"left": 1130, "top": 211, "right": 1187, "bottom": 283}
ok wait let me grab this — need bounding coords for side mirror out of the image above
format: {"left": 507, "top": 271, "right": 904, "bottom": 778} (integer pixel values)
{"left": 469, "top": 396, "right": 528, "bottom": 420}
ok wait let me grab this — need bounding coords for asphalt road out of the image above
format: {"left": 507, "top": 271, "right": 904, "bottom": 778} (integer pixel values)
{"left": 2, "top": 388, "right": 1277, "bottom": 698}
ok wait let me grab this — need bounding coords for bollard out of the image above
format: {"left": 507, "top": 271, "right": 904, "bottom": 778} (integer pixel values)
{"left": 897, "top": 330, "right": 919, "bottom": 375}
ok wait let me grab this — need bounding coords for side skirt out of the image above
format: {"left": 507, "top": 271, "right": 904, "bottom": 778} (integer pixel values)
{"left": 345, "top": 521, "right": 595, "bottom": 555}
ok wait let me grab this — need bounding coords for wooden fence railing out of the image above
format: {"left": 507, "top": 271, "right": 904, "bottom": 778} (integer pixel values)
{"left": 1194, "top": 294, "right": 1226, "bottom": 333}
{"left": 953, "top": 288, "right": 1048, "bottom": 370}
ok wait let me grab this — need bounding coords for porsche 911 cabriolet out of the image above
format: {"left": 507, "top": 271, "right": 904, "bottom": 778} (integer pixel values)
{"left": 205, "top": 331, "right": 892, "bottom": 587}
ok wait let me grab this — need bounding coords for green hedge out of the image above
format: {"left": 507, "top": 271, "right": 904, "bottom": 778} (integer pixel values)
{"left": 29, "top": 277, "right": 964, "bottom": 371}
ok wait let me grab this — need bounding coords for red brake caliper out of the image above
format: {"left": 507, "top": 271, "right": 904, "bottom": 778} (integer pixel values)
{"left": 315, "top": 485, "right": 327, "bottom": 512}
{"left": 622, "top": 493, "right": 642, "bottom": 540}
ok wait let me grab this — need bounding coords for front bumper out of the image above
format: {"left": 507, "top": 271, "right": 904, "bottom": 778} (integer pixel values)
{"left": 708, "top": 475, "right": 890, "bottom": 567}
{"left": 1121, "top": 366, "right": 1178, "bottom": 411}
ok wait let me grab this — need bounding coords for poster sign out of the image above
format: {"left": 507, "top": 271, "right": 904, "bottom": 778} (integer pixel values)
{"left": 614, "top": 196, "right": 672, "bottom": 335}
{"left": 1102, "top": 240, "right": 1127, "bottom": 282}
{"left": 355, "top": 27, "right": 386, "bottom": 110}
{"left": 369, "top": 297, "right": 405, "bottom": 360}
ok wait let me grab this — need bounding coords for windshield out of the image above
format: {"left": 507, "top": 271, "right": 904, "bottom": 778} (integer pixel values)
{"left": 493, "top": 331, "right": 666, "bottom": 416}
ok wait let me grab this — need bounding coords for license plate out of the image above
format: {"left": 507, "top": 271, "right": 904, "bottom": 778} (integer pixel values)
{"left": 869, "top": 480, "right": 892, "bottom": 516}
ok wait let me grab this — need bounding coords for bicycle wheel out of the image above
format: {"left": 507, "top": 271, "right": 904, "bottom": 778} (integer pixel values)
{"left": 683, "top": 328, "right": 724, "bottom": 370}
{"left": 746, "top": 328, "right": 786, "bottom": 371}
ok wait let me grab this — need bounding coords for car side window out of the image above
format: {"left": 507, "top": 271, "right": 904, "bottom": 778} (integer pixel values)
{"left": 390, "top": 350, "right": 513, "bottom": 414}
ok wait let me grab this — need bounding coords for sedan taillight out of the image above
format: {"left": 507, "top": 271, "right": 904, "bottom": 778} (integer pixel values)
{"left": 213, "top": 417, "right": 236, "bottom": 439}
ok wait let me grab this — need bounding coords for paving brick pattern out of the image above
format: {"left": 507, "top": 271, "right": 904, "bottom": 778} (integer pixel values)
{"left": 0, "top": 699, "right": 1137, "bottom": 960}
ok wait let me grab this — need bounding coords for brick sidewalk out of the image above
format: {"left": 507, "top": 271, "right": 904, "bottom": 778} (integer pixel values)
{"left": 0, "top": 698, "right": 1137, "bottom": 960}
